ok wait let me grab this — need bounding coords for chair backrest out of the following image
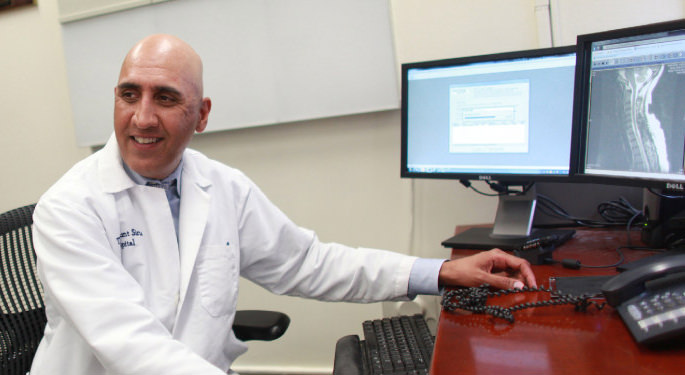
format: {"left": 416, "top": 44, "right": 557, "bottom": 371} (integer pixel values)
{"left": 0, "top": 204, "right": 45, "bottom": 374}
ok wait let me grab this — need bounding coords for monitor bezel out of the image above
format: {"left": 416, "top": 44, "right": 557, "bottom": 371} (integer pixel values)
{"left": 571, "top": 19, "right": 685, "bottom": 192}
{"left": 400, "top": 45, "right": 577, "bottom": 184}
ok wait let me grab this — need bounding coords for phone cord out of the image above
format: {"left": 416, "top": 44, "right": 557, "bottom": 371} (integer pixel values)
{"left": 441, "top": 284, "right": 606, "bottom": 323}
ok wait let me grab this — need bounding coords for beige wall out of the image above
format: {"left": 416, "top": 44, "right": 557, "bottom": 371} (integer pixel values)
{"left": 2, "top": 0, "right": 683, "bottom": 373}
{"left": 0, "top": 0, "right": 89, "bottom": 214}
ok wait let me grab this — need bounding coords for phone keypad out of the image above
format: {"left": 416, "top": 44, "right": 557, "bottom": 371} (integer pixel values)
{"left": 633, "top": 291, "right": 684, "bottom": 317}
{"left": 621, "top": 285, "right": 685, "bottom": 344}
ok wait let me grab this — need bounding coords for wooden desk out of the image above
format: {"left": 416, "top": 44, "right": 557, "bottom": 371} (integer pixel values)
{"left": 431, "top": 227, "right": 685, "bottom": 375}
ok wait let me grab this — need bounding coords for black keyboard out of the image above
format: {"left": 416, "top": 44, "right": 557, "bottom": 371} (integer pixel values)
{"left": 333, "top": 315, "right": 435, "bottom": 375}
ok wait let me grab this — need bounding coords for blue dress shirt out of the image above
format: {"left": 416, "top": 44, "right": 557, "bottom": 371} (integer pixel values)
{"left": 123, "top": 161, "right": 182, "bottom": 240}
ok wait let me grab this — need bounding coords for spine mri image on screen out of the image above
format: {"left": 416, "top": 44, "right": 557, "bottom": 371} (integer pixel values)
{"left": 586, "top": 48, "right": 685, "bottom": 177}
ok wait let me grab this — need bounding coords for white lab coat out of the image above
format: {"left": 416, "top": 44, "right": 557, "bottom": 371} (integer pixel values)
{"left": 30, "top": 134, "right": 416, "bottom": 375}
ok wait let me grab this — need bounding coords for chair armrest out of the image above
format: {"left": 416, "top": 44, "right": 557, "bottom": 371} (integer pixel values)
{"left": 333, "top": 335, "right": 364, "bottom": 375}
{"left": 232, "top": 310, "right": 290, "bottom": 341}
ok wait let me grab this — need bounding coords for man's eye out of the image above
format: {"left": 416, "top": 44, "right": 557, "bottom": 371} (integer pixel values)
{"left": 119, "top": 91, "right": 137, "bottom": 101}
{"left": 157, "top": 94, "right": 177, "bottom": 104}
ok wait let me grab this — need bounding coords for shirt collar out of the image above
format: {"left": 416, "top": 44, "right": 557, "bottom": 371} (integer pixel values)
{"left": 122, "top": 159, "right": 183, "bottom": 196}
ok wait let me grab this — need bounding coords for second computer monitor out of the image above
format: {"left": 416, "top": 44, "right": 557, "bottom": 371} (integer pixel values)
{"left": 573, "top": 19, "right": 685, "bottom": 191}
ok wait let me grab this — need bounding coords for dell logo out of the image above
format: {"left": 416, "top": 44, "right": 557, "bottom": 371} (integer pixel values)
{"left": 478, "top": 175, "right": 493, "bottom": 181}
{"left": 666, "top": 183, "right": 685, "bottom": 191}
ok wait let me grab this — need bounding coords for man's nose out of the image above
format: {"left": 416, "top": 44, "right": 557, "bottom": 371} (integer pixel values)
{"left": 132, "top": 97, "right": 158, "bottom": 129}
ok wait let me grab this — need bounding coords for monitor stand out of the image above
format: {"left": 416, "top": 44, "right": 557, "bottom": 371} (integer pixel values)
{"left": 442, "top": 186, "right": 575, "bottom": 251}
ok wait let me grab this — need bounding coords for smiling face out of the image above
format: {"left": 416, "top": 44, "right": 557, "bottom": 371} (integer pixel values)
{"left": 114, "top": 35, "right": 211, "bottom": 180}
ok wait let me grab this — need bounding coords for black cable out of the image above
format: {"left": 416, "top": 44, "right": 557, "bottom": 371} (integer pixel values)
{"left": 647, "top": 187, "right": 685, "bottom": 199}
{"left": 461, "top": 181, "right": 647, "bottom": 229}
{"left": 459, "top": 182, "right": 668, "bottom": 268}
{"left": 624, "top": 210, "right": 645, "bottom": 248}
{"left": 460, "top": 180, "right": 535, "bottom": 197}
{"left": 459, "top": 180, "right": 501, "bottom": 197}
{"left": 536, "top": 194, "right": 646, "bottom": 229}
{"left": 577, "top": 246, "right": 626, "bottom": 269}
{"left": 597, "top": 197, "right": 644, "bottom": 223}
{"left": 533, "top": 195, "right": 651, "bottom": 269}
{"left": 536, "top": 194, "right": 607, "bottom": 227}
{"left": 487, "top": 181, "right": 535, "bottom": 196}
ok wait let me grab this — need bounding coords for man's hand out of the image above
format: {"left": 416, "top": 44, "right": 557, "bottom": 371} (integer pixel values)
{"left": 438, "top": 249, "right": 537, "bottom": 290}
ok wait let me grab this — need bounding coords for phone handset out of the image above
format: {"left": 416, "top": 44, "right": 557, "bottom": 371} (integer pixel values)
{"left": 601, "top": 254, "right": 685, "bottom": 307}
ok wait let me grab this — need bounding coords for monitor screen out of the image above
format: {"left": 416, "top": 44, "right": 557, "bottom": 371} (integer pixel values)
{"left": 574, "top": 19, "right": 685, "bottom": 191}
{"left": 401, "top": 46, "right": 577, "bottom": 183}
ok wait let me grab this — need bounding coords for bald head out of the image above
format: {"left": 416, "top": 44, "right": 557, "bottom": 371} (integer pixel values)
{"left": 120, "top": 34, "right": 204, "bottom": 98}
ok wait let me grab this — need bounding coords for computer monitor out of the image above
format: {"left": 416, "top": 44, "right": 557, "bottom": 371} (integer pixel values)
{"left": 401, "top": 46, "right": 577, "bottom": 250}
{"left": 572, "top": 19, "right": 685, "bottom": 254}
{"left": 573, "top": 19, "right": 685, "bottom": 191}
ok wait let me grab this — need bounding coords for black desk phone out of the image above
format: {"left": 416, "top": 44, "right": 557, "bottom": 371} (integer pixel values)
{"left": 601, "top": 254, "right": 685, "bottom": 345}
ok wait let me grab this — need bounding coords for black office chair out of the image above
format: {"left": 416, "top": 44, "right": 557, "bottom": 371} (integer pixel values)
{"left": 0, "top": 203, "right": 289, "bottom": 374}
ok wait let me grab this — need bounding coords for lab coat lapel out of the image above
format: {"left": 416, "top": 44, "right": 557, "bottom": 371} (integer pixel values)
{"left": 99, "top": 133, "right": 134, "bottom": 193}
{"left": 98, "top": 134, "right": 182, "bottom": 329}
{"left": 177, "top": 157, "right": 212, "bottom": 306}
{"left": 126, "top": 185, "right": 181, "bottom": 330}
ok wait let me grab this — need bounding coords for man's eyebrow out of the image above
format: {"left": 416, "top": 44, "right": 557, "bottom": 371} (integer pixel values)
{"left": 116, "top": 83, "right": 183, "bottom": 98}
{"left": 155, "top": 85, "right": 183, "bottom": 97}
{"left": 117, "top": 82, "right": 140, "bottom": 91}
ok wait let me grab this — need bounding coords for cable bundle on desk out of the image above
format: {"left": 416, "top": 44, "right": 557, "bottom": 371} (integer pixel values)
{"left": 441, "top": 284, "right": 606, "bottom": 323}
{"left": 536, "top": 194, "right": 645, "bottom": 229}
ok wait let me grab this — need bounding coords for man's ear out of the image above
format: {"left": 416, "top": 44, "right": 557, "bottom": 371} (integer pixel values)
{"left": 195, "top": 97, "right": 212, "bottom": 133}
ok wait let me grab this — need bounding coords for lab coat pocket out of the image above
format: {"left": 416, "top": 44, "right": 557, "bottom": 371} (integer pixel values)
{"left": 197, "top": 245, "right": 238, "bottom": 317}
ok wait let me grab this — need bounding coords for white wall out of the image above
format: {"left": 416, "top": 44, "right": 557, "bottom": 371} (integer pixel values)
{"left": 1, "top": 0, "right": 684, "bottom": 374}
{"left": 0, "top": 0, "right": 89, "bottom": 214}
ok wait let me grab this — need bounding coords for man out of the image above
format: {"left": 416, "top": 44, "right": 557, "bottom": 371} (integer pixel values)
{"left": 30, "top": 34, "right": 536, "bottom": 374}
